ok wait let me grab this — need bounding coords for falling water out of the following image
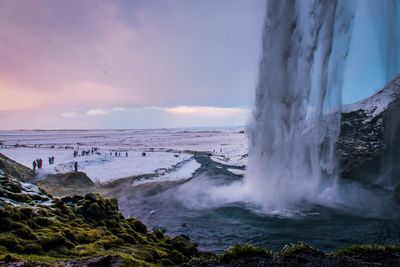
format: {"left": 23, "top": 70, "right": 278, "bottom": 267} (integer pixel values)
{"left": 245, "top": 0, "right": 355, "bottom": 210}
{"left": 375, "top": 0, "right": 400, "bottom": 188}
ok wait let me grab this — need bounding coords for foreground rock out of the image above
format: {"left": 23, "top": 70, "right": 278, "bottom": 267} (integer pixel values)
{"left": 37, "top": 171, "right": 96, "bottom": 196}
{"left": 185, "top": 243, "right": 400, "bottom": 267}
{"left": 0, "top": 168, "right": 198, "bottom": 266}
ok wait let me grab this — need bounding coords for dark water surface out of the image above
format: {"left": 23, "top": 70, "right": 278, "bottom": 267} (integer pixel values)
{"left": 116, "top": 155, "right": 400, "bottom": 253}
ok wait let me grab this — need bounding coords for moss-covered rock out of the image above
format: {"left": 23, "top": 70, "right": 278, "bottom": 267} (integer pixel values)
{"left": 127, "top": 218, "right": 147, "bottom": 234}
{"left": 0, "top": 173, "right": 199, "bottom": 266}
{"left": 220, "top": 244, "right": 272, "bottom": 264}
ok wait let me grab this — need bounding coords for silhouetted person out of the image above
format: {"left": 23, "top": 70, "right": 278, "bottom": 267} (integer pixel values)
{"left": 126, "top": 152, "right": 128, "bottom": 157}
{"left": 51, "top": 156, "right": 55, "bottom": 164}
{"left": 115, "top": 151, "right": 117, "bottom": 157}
{"left": 48, "top": 157, "right": 51, "bottom": 165}
{"left": 38, "top": 159, "right": 42, "bottom": 169}
{"left": 74, "top": 162, "right": 78, "bottom": 172}
{"left": 32, "top": 161, "right": 36, "bottom": 171}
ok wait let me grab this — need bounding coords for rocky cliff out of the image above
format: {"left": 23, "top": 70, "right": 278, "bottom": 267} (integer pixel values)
{"left": 338, "top": 76, "right": 400, "bottom": 188}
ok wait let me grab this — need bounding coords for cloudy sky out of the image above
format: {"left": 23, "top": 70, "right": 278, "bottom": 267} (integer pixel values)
{"left": 0, "top": 0, "right": 397, "bottom": 129}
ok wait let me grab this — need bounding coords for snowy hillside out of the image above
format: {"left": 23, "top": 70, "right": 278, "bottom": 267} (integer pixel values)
{"left": 342, "top": 76, "right": 400, "bottom": 117}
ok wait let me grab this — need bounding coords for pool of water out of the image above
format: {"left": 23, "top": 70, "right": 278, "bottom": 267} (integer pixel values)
{"left": 116, "top": 155, "right": 400, "bottom": 253}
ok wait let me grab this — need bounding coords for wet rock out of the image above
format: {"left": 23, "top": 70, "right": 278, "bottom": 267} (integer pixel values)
{"left": 84, "top": 192, "right": 98, "bottom": 202}
{"left": 61, "top": 195, "right": 84, "bottom": 205}
{"left": 170, "top": 234, "right": 198, "bottom": 259}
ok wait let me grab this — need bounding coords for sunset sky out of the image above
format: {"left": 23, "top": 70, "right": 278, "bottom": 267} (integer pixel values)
{"left": 0, "top": 0, "right": 397, "bottom": 129}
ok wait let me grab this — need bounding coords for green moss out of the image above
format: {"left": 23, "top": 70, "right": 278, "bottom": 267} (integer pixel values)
{"left": 38, "top": 232, "right": 69, "bottom": 250}
{"left": 73, "top": 243, "right": 103, "bottom": 257}
{"left": 334, "top": 244, "right": 400, "bottom": 256}
{"left": 0, "top": 253, "right": 61, "bottom": 266}
{"left": 153, "top": 228, "right": 164, "bottom": 239}
{"left": 187, "top": 254, "right": 219, "bottom": 266}
{"left": 220, "top": 244, "right": 272, "bottom": 263}
{"left": 19, "top": 207, "right": 33, "bottom": 219}
{"left": 5, "top": 192, "right": 32, "bottom": 203}
{"left": 0, "top": 233, "right": 23, "bottom": 251}
{"left": 279, "top": 242, "right": 319, "bottom": 257}
{"left": 169, "top": 235, "right": 198, "bottom": 259}
{"left": 116, "top": 233, "right": 138, "bottom": 244}
{"left": 0, "top": 217, "right": 16, "bottom": 231}
{"left": 128, "top": 218, "right": 147, "bottom": 234}
{"left": 97, "top": 235, "right": 124, "bottom": 249}
{"left": 12, "top": 225, "right": 37, "bottom": 240}
{"left": 34, "top": 216, "right": 53, "bottom": 226}
{"left": 35, "top": 207, "right": 49, "bottom": 217}
{"left": 0, "top": 245, "right": 7, "bottom": 254}
{"left": 23, "top": 242, "right": 43, "bottom": 253}
{"left": 0, "top": 185, "right": 199, "bottom": 265}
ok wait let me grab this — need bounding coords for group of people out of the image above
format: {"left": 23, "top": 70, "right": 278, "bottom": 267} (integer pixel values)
{"left": 48, "top": 156, "right": 55, "bottom": 165}
{"left": 32, "top": 158, "right": 43, "bottom": 171}
{"left": 110, "top": 151, "right": 129, "bottom": 157}
{"left": 73, "top": 147, "right": 99, "bottom": 157}
{"left": 32, "top": 156, "right": 55, "bottom": 171}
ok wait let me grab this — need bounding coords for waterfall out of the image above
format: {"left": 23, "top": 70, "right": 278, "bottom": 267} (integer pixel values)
{"left": 371, "top": 0, "right": 400, "bottom": 82}
{"left": 375, "top": 0, "right": 400, "bottom": 189}
{"left": 244, "top": 0, "right": 355, "bottom": 210}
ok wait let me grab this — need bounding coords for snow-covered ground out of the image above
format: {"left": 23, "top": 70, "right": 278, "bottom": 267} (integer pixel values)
{"left": 132, "top": 158, "right": 201, "bottom": 186}
{"left": 227, "top": 168, "right": 245, "bottom": 176}
{"left": 0, "top": 128, "right": 247, "bottom": 183}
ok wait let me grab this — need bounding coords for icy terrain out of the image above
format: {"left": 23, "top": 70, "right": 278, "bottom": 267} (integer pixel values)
{"left": 0, "top": 128, "right": 247, "bottom": 183}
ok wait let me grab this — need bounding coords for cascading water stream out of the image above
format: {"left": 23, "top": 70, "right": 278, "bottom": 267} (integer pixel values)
{"left": 373, "top": 0, "right": 400, "bottom": 188}
{"left": 173, "top": 0, "right": 399, "bottom": 216}
{"left": 245, "top": 0, "right": 400, "bottom": 211}
{"left": 244, "top": 0, "right": 355, "bottom": 210}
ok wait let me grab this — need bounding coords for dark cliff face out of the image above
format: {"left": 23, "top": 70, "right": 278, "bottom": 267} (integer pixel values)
{"left": 338, "top": 110, "right": 384, "bottom": 182}
{"left": 338, "top": 76, "right": 400, "bottom": 186}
